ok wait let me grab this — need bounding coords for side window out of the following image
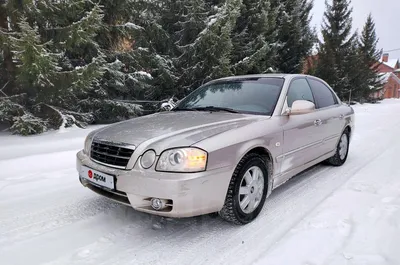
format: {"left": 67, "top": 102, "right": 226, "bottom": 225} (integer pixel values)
{"left": 287, "top": 78, "right": 315, "bottom": 108}
{"left": 308, "top": 79, "right": 338, "bottom": 108}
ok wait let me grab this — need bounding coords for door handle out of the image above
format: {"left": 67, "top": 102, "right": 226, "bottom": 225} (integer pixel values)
{"left": 314, "top": 119, "right": 322, "bottom": 126}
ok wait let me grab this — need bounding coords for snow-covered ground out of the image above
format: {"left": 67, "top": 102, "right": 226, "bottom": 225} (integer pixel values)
{"left": 1, "top": 100, "right": 400, "bottom": 265}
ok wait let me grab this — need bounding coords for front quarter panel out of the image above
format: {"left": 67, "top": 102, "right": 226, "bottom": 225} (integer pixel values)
{"left": 194, "top": 118, "right": 283, "bottom": 176}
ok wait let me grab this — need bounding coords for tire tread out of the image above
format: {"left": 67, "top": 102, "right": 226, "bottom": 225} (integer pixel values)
{"left": 219, "top": 153, "right": 267, "bottom": 225}
{"left": 327, "top": 129, "right": 350, "bottom": 166}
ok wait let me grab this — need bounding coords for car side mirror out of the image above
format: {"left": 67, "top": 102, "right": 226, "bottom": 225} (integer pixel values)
{"left": 288, "top": 100, "right": 315, "bottom": 115}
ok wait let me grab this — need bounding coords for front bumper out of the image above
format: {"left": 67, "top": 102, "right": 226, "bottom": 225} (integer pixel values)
{"left": 76, "top": 150, "right": 234, "bottom": 218}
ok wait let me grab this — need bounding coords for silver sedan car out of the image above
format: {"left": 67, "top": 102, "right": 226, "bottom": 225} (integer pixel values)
{"left": 76, "top": 74, "right": 354, "bottom": 225}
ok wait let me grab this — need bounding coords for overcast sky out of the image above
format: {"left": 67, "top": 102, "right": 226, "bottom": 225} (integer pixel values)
{"left": 311, "top": 0, "right": 400, "bottom": 60}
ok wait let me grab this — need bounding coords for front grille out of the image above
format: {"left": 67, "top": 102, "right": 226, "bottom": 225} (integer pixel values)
{"left": 90, "top": 141, "right": 134, "bottom": 169}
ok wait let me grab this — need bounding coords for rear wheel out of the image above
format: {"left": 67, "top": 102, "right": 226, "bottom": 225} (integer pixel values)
{"left": 219, "top": 153, "right": 268, "bottom": 225}
{"left": 327, "top": 129, "right": 350, "bottom": 166}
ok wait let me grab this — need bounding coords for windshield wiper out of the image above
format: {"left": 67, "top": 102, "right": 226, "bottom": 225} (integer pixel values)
{"left": 193, "top": 106, "right": 239, "bottom": 113}
{"left": 171, "top": 107, "right": 198, "bottom": 112}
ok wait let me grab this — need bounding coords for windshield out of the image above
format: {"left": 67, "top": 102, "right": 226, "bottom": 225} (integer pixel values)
{"left": 175, "top": 78, "right": 284, "bottom": 116}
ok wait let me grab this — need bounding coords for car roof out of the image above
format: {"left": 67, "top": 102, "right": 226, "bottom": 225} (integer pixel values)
{"left": 208, "top": 73, "right": 313, "bottom": 83}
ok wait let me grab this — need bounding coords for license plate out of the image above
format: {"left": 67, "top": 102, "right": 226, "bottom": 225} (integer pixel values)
{"left": 81, "top": 166, "right": 115, "bottom": 190}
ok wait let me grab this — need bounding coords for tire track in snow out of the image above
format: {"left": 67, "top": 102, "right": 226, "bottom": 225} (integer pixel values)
{"left": 41, "top": 213, "right": 213, "bottom": 265}
{"left": 44, "top": 165, "right": 331, "bottom": 265}
{"left": 146, "top": 108, "right": 400, "bottom": 265}
{"left": 163, "top": 165, "right": 335, "bottom": 265}
{"left": 159, "top": 166, "right": 332, "bottom": 265}
{"left": 0, "top": 195, "right": 121, "bottom": 248}
{"left": 39, "top": 104, "right": 400, "bottom": 265}
{"left": 2, "top": 102, "right": 400, "bottom": 265}
{"left": 149, "top": 104, "right": 400, "bottom": 265}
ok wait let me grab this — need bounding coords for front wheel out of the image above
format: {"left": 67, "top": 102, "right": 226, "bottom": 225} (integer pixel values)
{"left": 327, "top": 130, "right": 350, "bottom": 166}
{"left": 219, "top": 153, "right": 268, "bottom": 225}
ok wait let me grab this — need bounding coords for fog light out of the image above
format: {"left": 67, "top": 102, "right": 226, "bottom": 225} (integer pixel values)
{"left": 151, "top": 198, "right": 166, "bottom": 211}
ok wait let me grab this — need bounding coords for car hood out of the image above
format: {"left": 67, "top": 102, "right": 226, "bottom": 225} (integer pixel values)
{"left": 92, "top": 111, "right": 268, "bottom": 153}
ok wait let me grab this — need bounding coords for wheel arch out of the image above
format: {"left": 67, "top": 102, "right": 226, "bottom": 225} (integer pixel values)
{"left": 342, "top": 125, "right": 352, "bottom": 141}
{"left": 345, "top": 125, "right": 352, "bottom": 134}
{"left": 237, "top": 146, "right": 274, "bottom": 198}
{"left": 330, "top": 124, "right": 352, "bottom": 159}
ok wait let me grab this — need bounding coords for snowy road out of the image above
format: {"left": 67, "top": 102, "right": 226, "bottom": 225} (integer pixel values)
{"left": 1, "top": 100, "right": 400, "bottom": 265}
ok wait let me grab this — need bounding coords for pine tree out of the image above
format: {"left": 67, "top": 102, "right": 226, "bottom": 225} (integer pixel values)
{"left": 359, "top": 14, "right": 382, "bottom": 101}
{"left": 3, "top": 0, "right": 373, "bottom": 135}
{"left": 0, "top": 1, "right": 107, "bottom": 133}
{"left": 174, "top": 0, "right": 241, "bottom": 94}
{"left": 0, "top": 0, "right": 28, "bottom": 131}
{"left": 344, "top": 33, "right": 367, "bottom": 102}
{"left": 0, "top": 0, "right": 7, "bottom": 90}
{"left": 134, "top": 0, "right": 179, "bottom": 100}
{"left": 31, "top": 1, "right": 106, "bottom": 105}
{"left": 174, "top": 0, "right": 210, "bottom": 93}
{"left": 272, "top": 0, "right": 316, "bottom": 73}
{"left": 0, "top": 0, "right": 27, "bottom": 96}
{"left": 77, "top": 0, "right": 155, "bottom": 121}
{"left": 315, "top": 0, "right": 358, "bottom": 100}
{"left": 2, "top": 15, "right": 60, "bottom": 134}
{"left": 97, "top": 0, "right": 152, "bottom": 100}
{"left": 10, "top": 17, "right": 59, "bottom": 92}
{"left": 231, "top": 0, "right": 278, "bottom": 75}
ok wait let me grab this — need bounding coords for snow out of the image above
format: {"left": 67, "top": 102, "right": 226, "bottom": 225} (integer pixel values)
{"left": 185, "top": 13, "right": 224, "bottom": 47}
{"left": 236, "top": 56, "right": 250, "bottom": 65}
{"left": 134, "top": 71, "right": 152, "bottom": 79}
{"left": 1, "top": 100, "right": 400, "bottom": 265}
{"left": 379, "top": 72, "right": 400, "bottom": 87}
{"left": 378, "top": 72, "right": 391, "bottom": 83}
{"left": 207, "top": 17, "right": 218, "bottom": 27}
{"left": 124, "top": 22, "right": 143, "bottom": 30}
{"left": 379, "top": 58, "right": 399, "bottom": 69}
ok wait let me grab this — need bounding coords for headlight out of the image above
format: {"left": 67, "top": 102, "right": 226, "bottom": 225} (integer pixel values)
{"left": 141, "top": 150, "right": 156, "bottom": 169}
{"left": 156, "top": 148, "right": 207, "bottom": 172}
{"left": 83, "top": 135, "right": 92, "bottom": 155}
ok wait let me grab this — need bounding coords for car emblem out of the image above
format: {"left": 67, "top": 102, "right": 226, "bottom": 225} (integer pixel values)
{"left": 88, "top": 170, "right": 93, "bottom": 179}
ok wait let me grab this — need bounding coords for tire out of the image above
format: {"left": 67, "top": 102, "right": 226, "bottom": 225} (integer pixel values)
{"left": 219, "top": 153, "right": 268, "bottom": 225}
{"left": 327, "top": 129, "right": 350, "bottom": 166}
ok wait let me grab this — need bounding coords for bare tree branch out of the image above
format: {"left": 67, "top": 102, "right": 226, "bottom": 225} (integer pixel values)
{"left": 0, "top": 81, "right": 9, "bottom": 97}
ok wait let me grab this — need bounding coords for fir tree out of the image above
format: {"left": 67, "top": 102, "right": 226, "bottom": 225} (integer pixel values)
{"left": 10, "top": 17, "right": 59, "bottom": 91}
{"left": 231, "top": 0, "right": 278, "bottom": 75}
{"left": 24, "top": 0, "right": 106, "bottom": 99}
{"left": 97, "top": 0, "right": 152, "bottom": 100}
{"left": 0, "top": 1, "right": 107, "bottom": 133}
{"left": 78, "top": 0, "right": 155, "bottom": 122}
{"left": 315, "top": 0, "right": 358, "bottom": 100}
{"left": 359, "top": 14, "right": 382, "bottom": 100}
{"left": 0, "top": 0, "right": 24, "bottom": 96}
{"left": 344, "top": 34, "right": 367, "bottom": 102}
{"left": 174, "top": 0, "right": 210, "bottom": 93}
{"left": 272, "top": 0, "right": 316, "bottom": 73}
{"left": 2, "top": 0, "right": 382, "bottom": 135}
{"left": 184, "top": 0, "right": 241, "bottom": 91}
{"left": 134, "top": 0, "right": 179, "bottom": 100}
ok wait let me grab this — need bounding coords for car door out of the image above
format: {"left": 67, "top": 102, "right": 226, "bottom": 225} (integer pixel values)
{"left": 307, "top": 77, "right": 345, "bottom": 156}
{"left": 280, "top": 78, "right": 324, "bottom": 175}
